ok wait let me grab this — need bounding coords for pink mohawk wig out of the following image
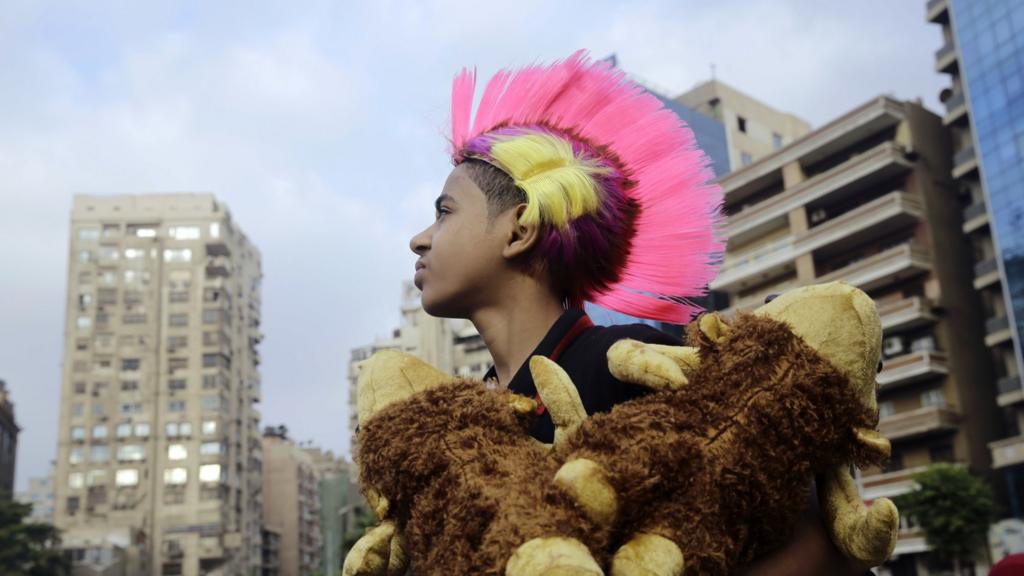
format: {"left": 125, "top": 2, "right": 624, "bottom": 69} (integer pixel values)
{"left": 450, "top": 50, "right": 725, "bottom": 324}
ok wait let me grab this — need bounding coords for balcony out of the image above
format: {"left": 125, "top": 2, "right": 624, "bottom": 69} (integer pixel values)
{"left": 990, "top": 435, "right": 1024, "bottom": 469}
{"left": 817, "top": 242, "right": 932, "bottom": 292}
{"left": 927, "top": 0, "right": 948, "bottom": 23}
{"left": 725, "top": 142, "right": 913, "bottom": 245}
{"left": 997, "top": 375, "right": 1024, "bottom": 407}
{"left": 962, "top": 201, "right": 988, "bottom": 234}
{"left": 974, "top": 257, "right": 1001, "bottom": 290}
{"left": 985, "top": 315, "right": 1012, "bottom": 347}
{"left": 943, "top": 90, "right": 968, "bottom": 126}
{"left": 205, "top": 256, "right": 232, "bottom": 279}
{"left": 794, "top": 192, "right": 923, "bottom": 257}
{"left": 878, "top": 406, "right": 960, "bottom": 442}
{"left": 952, "top": 145, "right": 978, "bottom": 179}
{"left": 877, "top": 297, "right": 936, "bottom": 334}
{"left": 709, "top": 236, "right": 796, "bottom": 292}
{"left": 859, "top": 463, "right": 963, "bottom": 501}
{"left": 877, "top": 351, "right": 949, "bottom": 390}
{"left": 934, "top": 41, "right": 958, "bottom": 73}
{"left": 206, "top": 241, "right": 231, "bottom": 258}
{"left": 719, "top": 97, "right": 906, "bottom": 204}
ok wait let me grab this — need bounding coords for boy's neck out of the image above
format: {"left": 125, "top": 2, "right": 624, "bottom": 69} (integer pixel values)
{"left": 470, "top": 282, "right": 566, "bottom": 388}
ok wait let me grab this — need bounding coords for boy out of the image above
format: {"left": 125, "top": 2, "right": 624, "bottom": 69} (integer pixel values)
{"left": 408, "top": 52, "right": 869, "bottom": 574}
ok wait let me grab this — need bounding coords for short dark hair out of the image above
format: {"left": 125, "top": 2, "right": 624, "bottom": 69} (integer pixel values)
{"left": 461, "top": 159, "right": 526, "bottom": 221}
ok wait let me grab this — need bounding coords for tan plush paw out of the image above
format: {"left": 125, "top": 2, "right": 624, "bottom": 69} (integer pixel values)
{"left": 698, "top": 312, "right": 731, "bottom": 344}
{"left": 553, "top": 458, "right": 618, "bottom": 526}
{"left": 530, "top": 356, "right": 588, "bottom": 448}
{"left": 819, "top": 464, "right": 899, "bottom": 567}
{"left": 343, "top": 521, "right": 403, "bottom": 576}
{"left": 607, "top": 339, "right": 699, "bottom": 391}
{"left": 611, "top": 533, "right": 684, "bottom": 576}
{"left": 506, "top": 537, "right": 603, "bottom": 576}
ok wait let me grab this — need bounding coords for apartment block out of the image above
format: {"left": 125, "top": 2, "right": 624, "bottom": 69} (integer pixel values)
{"left": 261, "top": 426, "right": 322, "bottom": 576}
{"left": 710, "top": 96, "right": 1003, "bottom": 569}
{"left": 16, "top": 465, "right": 56, "bottom": 524}
{"left": 55, "top": 194, "right": 264, "bottom": 576}
{"left": 677, "top": 79, "right": 812, "bottom": 169}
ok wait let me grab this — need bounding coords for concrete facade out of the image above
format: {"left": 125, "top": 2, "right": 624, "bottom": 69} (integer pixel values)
{"left": 261, "top": 428, "right": 321, "bottom": 576}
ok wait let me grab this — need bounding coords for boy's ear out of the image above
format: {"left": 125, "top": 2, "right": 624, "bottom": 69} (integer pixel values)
{"left": 501, "top": 203, "right": 542, "bottom": 260}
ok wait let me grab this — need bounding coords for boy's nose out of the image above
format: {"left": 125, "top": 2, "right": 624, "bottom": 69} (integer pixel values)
{"left": 409, "top": 227, "right": 430, "bottom": 255}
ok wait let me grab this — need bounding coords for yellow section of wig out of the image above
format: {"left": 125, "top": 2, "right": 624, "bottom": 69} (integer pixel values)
{"left": 488, "top": 132, "right": 609, "bottom": 229}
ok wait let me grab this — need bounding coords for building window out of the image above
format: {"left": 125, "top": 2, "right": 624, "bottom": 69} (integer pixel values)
{"left": 68, "top": 472, "right": 84, "bottom": 489}
{"left": 78, "top": 250, "right": 93, "bottom": 263}
{"left": 120, "top": 402, "right": 142, "bottom": 415}
{"left": 167, "top": 336, "right": 188, "bottom": 350}
{"left": 74, "top": 382, "right": 86, "bottom": 394}
{"left": 165, "top": 422, "right": 192, "bottom": 437}
{"left": 69, "top": 448, "right": 84, "bottom": 464}
{"left": 116, "top": 423, "right": 132, "bottom": 438}
{"left": 168, "top": 358, "right": 188, "bottom": 373}
{"left": 70, "top": 426, "right": 86, "bottom": 441}
{"left": 200, "top": 442, "right": 222, "bottom": 456}
{"left": 71, "top": 403, "right": 84, "bottom": 417}
{"left": 86, "top": 470, "right": 106, "bottom": 486}
{"left": 120, "top": 381, "right": 139, "bottom": 392}
{"left": 169, "top": 226, "right": 201, "bottom": 240}
{"left": 741, "top": 152, "right": 753, "bottom": 167}
{"left": 164, "top": 468, "right": 188, "bottom": 485}
{"left": 201, "top": 420, "right": 218, "bottom": 435}
{"left": 123, "top": 313, "right": 147, "bottom": 325}
{"left": 134, "top": 423, "right": 150, "bottom": 437}
{"left": 199, "top": 464, "right": 222, "bottom": 483}
{"left": 168, "top": 400, "right": 186, "bottom": 413}
{"left": 167, "top": 444, "right": 188, "bottom": 461}
{"left": 77, "top": 316, "right": 92, "bottom": 331}
{"left": 201, "top": 396, "right": 222, "bottom": 413}
{"left": 163, "top": 249, "right": 192, "bottom": 263}
{"left": 921, "top": 388, "right": 946, "bottom": 408}
{"left": 209, "top": 222, "right": 220, "bottom": 238}
{"left": 117, "top": 445, "right": 145, "bottom": 462}
{"left": 930, "top": 444, "right": 954, "bottom": 463}
{"left": 66, "top": 496, "right": 80, "bottom": 515}
{"left": 202, "top": 354, "right": 230, "bottom": 370}
{"left": 168, "top": 379, "right": 187, "bottom": 391}
{"left": 89, "top": 445, "right": 110, "bottom": 463}
{"left": 115, "top": 469, "right": 139, "bottom": 487}
{"left": 92, "top": 425, "right": 108, "bottom": 440}
{"left": 92, "top": 403, "right": 105, "bottom": 417}
{"left": 202, "top": 309, "right": 225, "bottom": 325}
{"left": 168, "top": 314, "right": 189, "bottom": 327}
{"left": 878, "top": 401, "right": 895, "bottom": 418}
{"left": 772, "top": 132, "right": 783, "bottom": 149}
{"left": 737, "top": 115, "right": 747, "bottom": 133}
{"left": 202, "top": 374, "right": 225, "bottom": 390}
{"left": 121, "top": 358, "right": 140, "bottom": 371}
{"left": 78, "top": 228, "right": 100, "bottom": 241}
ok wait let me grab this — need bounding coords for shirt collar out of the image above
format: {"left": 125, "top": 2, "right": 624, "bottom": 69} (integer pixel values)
{"left": 482, "top": 307, "right": 587, "bottom": 389}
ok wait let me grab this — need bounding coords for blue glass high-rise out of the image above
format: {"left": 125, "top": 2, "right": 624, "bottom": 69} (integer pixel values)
{"left": 950, "top": 0, "right": 1024, "bottom": 379}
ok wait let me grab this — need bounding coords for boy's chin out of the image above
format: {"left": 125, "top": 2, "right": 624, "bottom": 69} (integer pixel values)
{"left": 421, "top": 292, "right": 467, "bottom": 319}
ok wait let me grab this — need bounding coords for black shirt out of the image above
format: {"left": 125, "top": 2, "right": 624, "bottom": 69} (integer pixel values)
{"left": 483, "top": 308, "right": 681, "bottom": 442}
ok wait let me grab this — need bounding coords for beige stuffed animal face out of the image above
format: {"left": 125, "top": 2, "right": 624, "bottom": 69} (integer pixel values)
{"left": 754, "top": 281, "right": 882, "bottom": 413}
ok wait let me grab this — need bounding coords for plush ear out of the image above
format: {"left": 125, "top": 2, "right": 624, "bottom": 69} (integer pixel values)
{"left": 684, "top": 312, "right": 731, "bottom": 354}
{"left": 356, "top": 350, "right": 453, "bottom": 425}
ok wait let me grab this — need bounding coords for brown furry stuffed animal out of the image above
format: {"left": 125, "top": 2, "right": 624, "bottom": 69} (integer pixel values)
{"left": 344, "top": 281, "right": 898, "bottom": 576}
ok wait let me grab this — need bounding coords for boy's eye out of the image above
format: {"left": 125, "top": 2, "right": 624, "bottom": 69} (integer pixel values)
{"left": 436, "top": 207, "right": 451, "bottom": 220}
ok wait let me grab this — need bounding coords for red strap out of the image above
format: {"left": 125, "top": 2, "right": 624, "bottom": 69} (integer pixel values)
{"left": 534, "top": 314, "right": 593, "bottom": 415}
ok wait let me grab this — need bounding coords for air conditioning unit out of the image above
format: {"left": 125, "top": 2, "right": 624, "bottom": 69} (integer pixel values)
{"left": 883, "top": 336, "right": 905, "bottom": 357}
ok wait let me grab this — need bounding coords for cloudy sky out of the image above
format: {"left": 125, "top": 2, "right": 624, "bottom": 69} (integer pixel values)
{"left": 1, "top": 0, "right": 948, "bottom": 491}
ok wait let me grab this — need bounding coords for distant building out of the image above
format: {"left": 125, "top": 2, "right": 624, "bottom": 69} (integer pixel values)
{"left": 16, "top": 465, "right": 55, "bottom": 524}
{"left": 0, "top": 380, "right": 19, "bottom": 497}
{"left": 262, "top": 426, "right": 321, "bottom": 576}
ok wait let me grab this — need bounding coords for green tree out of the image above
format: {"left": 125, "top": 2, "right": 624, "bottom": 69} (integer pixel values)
{"left": 0, "top": 494, "right": 70, "bottom": 576}
{"left": 895, "top": 464, "right": 995, "bottom": 575}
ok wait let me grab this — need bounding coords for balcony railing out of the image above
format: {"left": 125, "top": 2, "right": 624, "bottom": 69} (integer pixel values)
{"left": 794, "top": 191, "right": 923, "bottom": 256}
{"left": 999, "top": 375, "right": 1023, "bottom": 396}
{"left": 878, "top": 406, "right": 960, "bottom": 441}
{"left": 877, "top": 351, "right": 949, "bottom": 390}
{"left": 975, "top": 258, "right": 999, "bottom": 278}
{"left": 953, "top": 145, "right": 977, "bottom": 176}
{"left": 990, "top": 435, "right": 1024, "bottom": 469}
{"left": 710, "top": 236, "right": 796, "bottom": 291}
{"left": 986, "top": 315, "right": 1010, "bottom": 335}
{"left": 945, "top": 90, "right": 965, "bottom": 113}
{"left": 935, "top": 42, "right": 955, "bottom": 63}
{"left": 725, "top": 142, "right": 913, "bottom": 243}
{"left": 816, "top": 242, "right": 932, "bottom": 291}
{"left": 963, "top": 201, "right": 987, "bottom": 223}
{"left": 877, "top": 296, "right": 935, "bottom": 334}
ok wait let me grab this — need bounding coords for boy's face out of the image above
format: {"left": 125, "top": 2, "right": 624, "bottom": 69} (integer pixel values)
{"left": 409, "top": 164, "right": 510, "bottom": 317}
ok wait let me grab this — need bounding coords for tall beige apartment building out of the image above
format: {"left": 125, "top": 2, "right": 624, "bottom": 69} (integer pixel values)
{"left": 677, "top": 79, "right": 812, "bottom": 168}
{"left": 261, "top": 427, "right": 321, "bottom": 576}
{"left": 709, "top": 96, "right": 1002, "bottom": 567}
{"left": 55, "top": 194, "right": 264, "bottom": 576}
